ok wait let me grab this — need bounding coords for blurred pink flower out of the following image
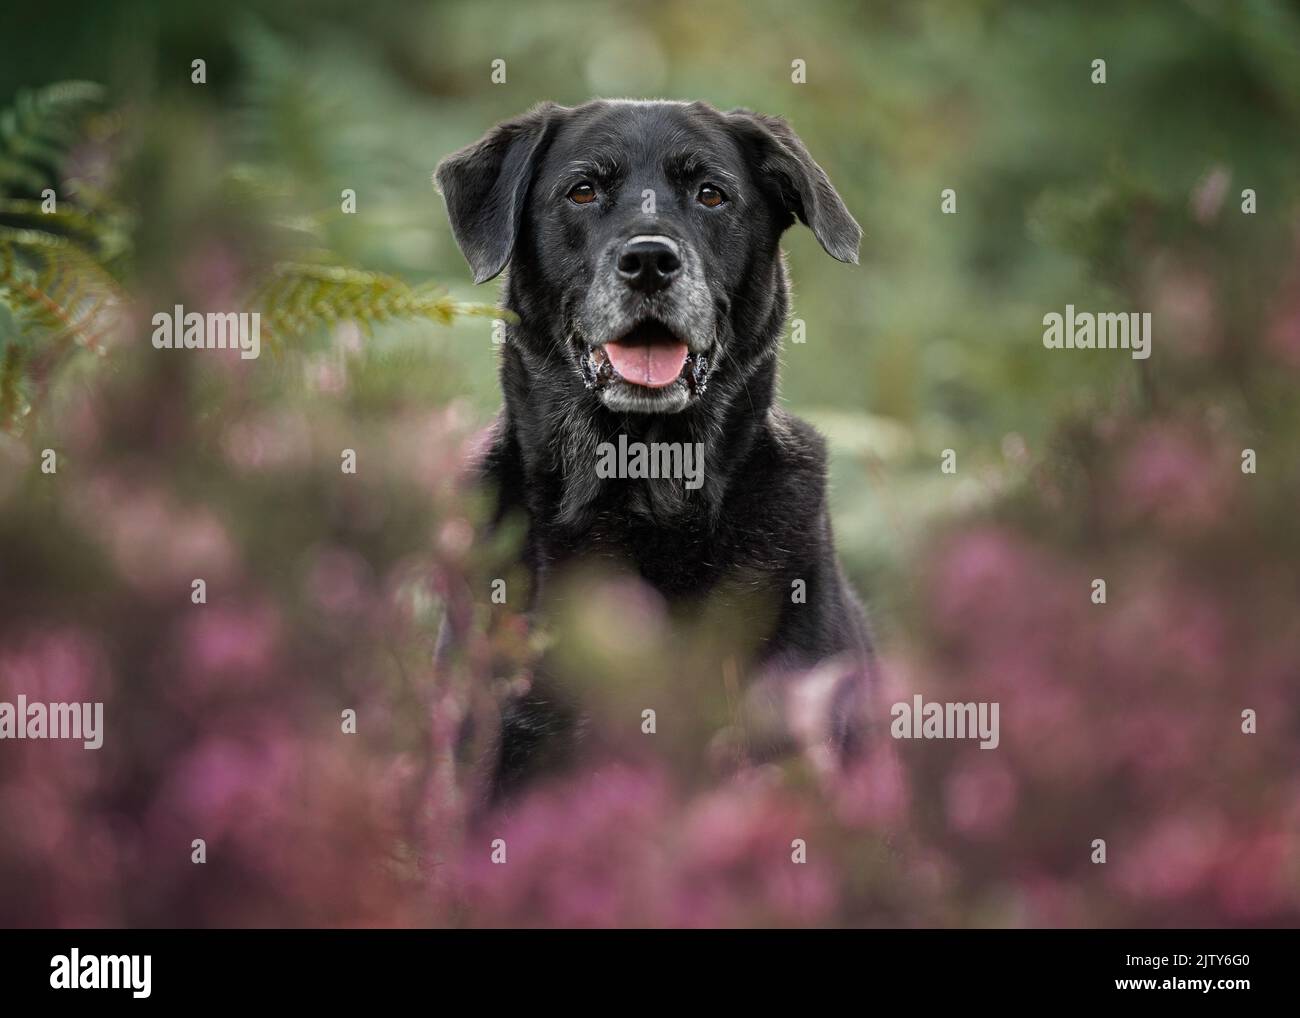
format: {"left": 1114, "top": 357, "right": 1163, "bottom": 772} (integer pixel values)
{"left": 1113, "top": 426, "right": 1231, "bottom": 534}
{"left": 0, "top": 626, "right": 112, "bottom": 704}
{"left": 304, "top": 355, "right": 348, "bottom": 395}
{"left": 457, "top": 765, "right": 672, "bottom": 927}
{"left": 1213, "top": 830, "right": 1294, "bottom": 920}
{"left": 944, "top": 758, "right": 1018, "bottom": 839}
{"left": 1190, "top": 165, "right": 1230, "bottom": 224}
{"left": 1112, "top": 811, "right": 1223, "bottom": 902}
{"left": 676, "top": 776, "right": 835, "bottom": 926}
{"left": 222, "top": 412, "right": 314, "bottom": 473}
{"left": 1266, "top": 242, "right": 1300, "bottom": 368}
{"left": 176, "top": 601, "right": 281, "bottom": 693}
{"left": 69, "top": 475, "right": 237, "bottom": 590}
{"left": 1148, "top": 264, "right": 1217, "bottom": 358}
{"left": 179, "top": 241, "right": 247, "bottom": 312}
{"left": 304, "top": 545, "right": 375, "bottom": 618}
{"left": 457, "top": 765, "right": 834, "bottom": 927}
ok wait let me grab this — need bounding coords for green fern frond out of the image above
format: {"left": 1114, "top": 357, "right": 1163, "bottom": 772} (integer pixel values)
{"left": 251, "top": 261, "right": 502, "bottom": 351}
{"left": 0, "top": 339, "right": 25, "bottom": 429}
{"left": 0, "top": 198, "right": 108, "bottom": 253}
{"left": 0, "top": 228, "right": 124, "bottom": 431}
{"left": 0, "top": 228, "right": 123, "bottom": 342}
{"left": 0, "top": 81, "right": 106, "bottom": 196}
{"left": 0, "top": 78, "right": 495, "bottom": 434}
{"left": 0, "top": 195, "right": 133, "bottom": 264}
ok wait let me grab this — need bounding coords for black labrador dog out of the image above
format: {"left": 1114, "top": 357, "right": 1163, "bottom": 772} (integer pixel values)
{"left": 436, "top": 99, "right": 872, "bottom": 798}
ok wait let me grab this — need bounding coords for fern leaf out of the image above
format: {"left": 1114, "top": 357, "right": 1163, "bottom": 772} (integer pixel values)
{"left": 0, "top": 81, "right": 106, "bottom": 197}
{"left": 0, "top": 228, "right": 124, "bottom": 347}
{"left": 251, "top": 262, "right": 501, "bottom": 351}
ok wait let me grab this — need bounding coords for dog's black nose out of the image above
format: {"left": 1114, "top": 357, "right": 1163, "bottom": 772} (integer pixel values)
{"left": 616, "top": 236, "right": 682, "bottom": 292}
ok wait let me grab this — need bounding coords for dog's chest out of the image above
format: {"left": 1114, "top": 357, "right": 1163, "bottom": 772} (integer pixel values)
{"left": 572, "top": 514, "right": 722, "bottom": 592}
{"left": 544, "top": 505, "right": 728, "bottom": 596}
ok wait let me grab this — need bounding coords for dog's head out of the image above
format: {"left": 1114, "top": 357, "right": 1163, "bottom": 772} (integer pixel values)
{"left": 436, "top": 99, "right": 859, "bottom": 415}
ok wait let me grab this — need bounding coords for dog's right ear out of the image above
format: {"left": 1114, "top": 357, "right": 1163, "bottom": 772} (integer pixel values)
{"left": 434, "top": 103, "right": 561, "bottom": 284}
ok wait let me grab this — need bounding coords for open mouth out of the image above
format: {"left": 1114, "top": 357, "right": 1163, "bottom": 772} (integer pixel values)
{"left": 581, "top": 319, "right": 711, "bottom": 397}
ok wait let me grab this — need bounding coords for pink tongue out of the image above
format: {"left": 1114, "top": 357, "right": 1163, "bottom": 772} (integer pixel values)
{"left": 603, "top": 340, "right": 689, "bottom": 388}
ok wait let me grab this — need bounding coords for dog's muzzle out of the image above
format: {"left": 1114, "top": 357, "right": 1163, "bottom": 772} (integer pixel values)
{"left": 574, "top": 235, "right": 717, "bottom": 412}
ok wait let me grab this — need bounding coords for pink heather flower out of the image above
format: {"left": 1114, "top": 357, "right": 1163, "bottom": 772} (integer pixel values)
{"left": 944, "top": 759, "right": 1018, "bottom": 840}
{"left": 675, "top": 776, "right": 835, "bottom": 926}
{"left": 1265, "top": 243, "right": 1300, "bottom": 368}
{"left": 1190, "top": 165, "right": 1230, "bottom": 224}
{"left": 830, "top": 741, "right": 909, "bottom": 827}
{"left": 222, "top": 412, "right": 314, "bottom": 473}
{"left": 179, "top": 242, "right": 247, "bottom": 312}
{"left": 396, "top": 407, "right": 477, "bottom": 498}
{"left": 176, "top": 601, "right": 280, "bottom": 694}
{"left": 1148, "top": 265, "right": 1217, "bottom": 358}
{"left": 68, "top": 476, "right": 237, "bottom": 590}
{"left": 305, "top": 354, "right": 348, "bottom": 395}
{"left": 150, "top": 731, "right": 303, "bottom": 865}
{"left": 52, "top": 387, "right": 109, "bottom": 455}
{"left": 1111, "top": 811, "right": 1224, "bottom": 902}
{"left": 457, "top": 765, "right": 672, "bottom": 928}
{"left": 456, "top": 765, "right": 834, "bottom": 928}
{"left": 1018, "top": 874, "right": 1089, "bottom": 927}
{"left": 436, "top": 518, "right": 475, "bottom": 561}
{"left": 931, "top": 529, "right": 1039, "bottom": 635}
{"left": 0, "top": 626, "right": 111, "bottom": 704}
{"left": 1114, "top": 426, "right": 1231, "bottom": 534}
{"left": 1213, "top": 830, "right": 1295, "bottom": 921}
{"left": 304, "top": 545, "right": 375, "bottom": 618}
{"left": 1267, "top": 288, "right": 1300, "bottom": 368}
{"left": 334, "top": 321, "right": 364, "bottom": 356}
{"left": 928, "top": 528, "right": 1075, "bottom": 664}
{"left": 0, "top": 779, "right": 75, "bottom": 859}
{"left": 996, "top": 681, "right": 1090, "bottom": 783}
{"left": 136, "top": 725, "right": 431, "bottom": 925}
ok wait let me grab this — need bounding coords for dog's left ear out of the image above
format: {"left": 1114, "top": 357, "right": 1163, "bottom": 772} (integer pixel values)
{"left": 434, "top": 103, "right": 562, "bottom": 283}
{"left": 727, "top": 110, "right": 861, "bottom": 264}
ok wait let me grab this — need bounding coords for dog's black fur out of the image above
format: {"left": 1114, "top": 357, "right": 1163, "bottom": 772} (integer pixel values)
{"left": 436, "top": 100, "right": 872, "bottom": 798}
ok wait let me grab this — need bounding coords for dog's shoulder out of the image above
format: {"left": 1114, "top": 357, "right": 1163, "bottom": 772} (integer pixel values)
{"left": 716, "top": 406, "right": 833, "bottom": 550}
{"left": 756, "top": 405, "right": 831, "bottom": 491}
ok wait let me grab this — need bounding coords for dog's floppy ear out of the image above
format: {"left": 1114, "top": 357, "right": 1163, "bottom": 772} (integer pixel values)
{"left": 434, "top": 103, "right": 561, "bottom": 284}
{"left": 727, "top": 110, "right": 861, "bottom": 264}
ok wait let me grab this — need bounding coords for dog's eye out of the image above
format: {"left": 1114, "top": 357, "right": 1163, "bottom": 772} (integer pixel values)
{"left": 567, "top": 182, "right": 598, "bottom": 205}
{"left": 697, "top": 184, "right": 727, "bottom": 208}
